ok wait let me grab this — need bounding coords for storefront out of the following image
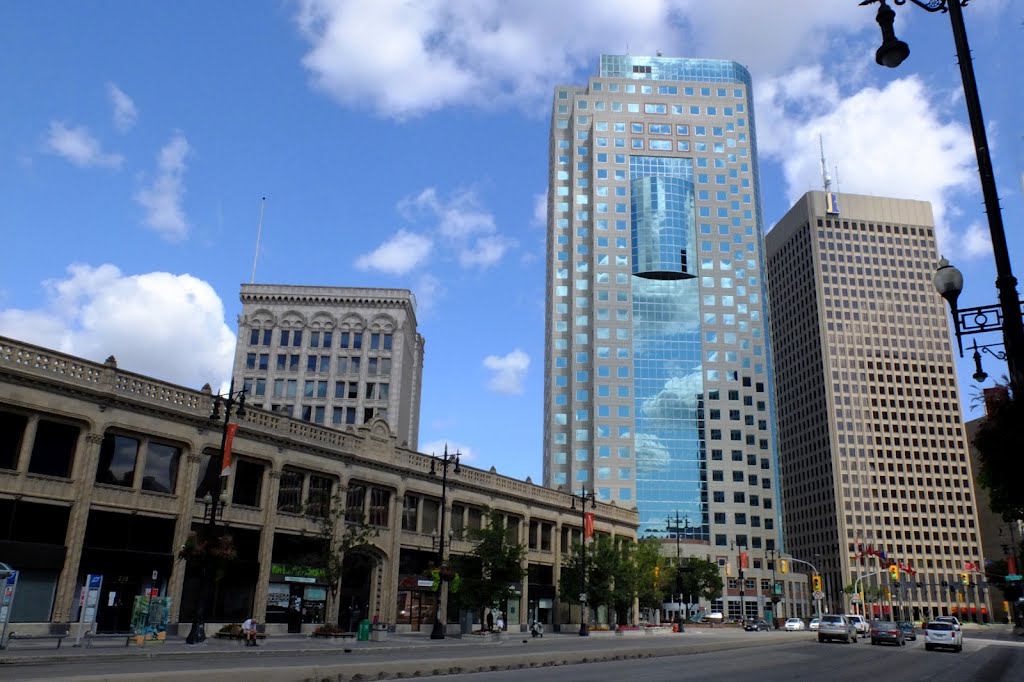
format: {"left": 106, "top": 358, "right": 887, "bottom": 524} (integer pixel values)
{"left": 268, "top": 533, "right": 329, "bottom": 633}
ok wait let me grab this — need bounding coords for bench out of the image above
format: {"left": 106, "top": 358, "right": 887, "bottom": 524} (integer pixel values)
{"left": 215, "top": 623, "right": 268, "bottom": 643}
{"left": 5, "top": 624, "right": 70, "bottom": 649}
{"left": 83, "top": 632, "right": 133, "bottom": 648}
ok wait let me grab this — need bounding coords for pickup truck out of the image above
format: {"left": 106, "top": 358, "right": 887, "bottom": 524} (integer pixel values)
{"left": 817, "top": 614, "right": 858, "bottom": 643}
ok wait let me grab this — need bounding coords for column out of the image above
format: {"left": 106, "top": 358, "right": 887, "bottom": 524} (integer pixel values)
{"left": 254, "top": 468, "right": 283, "bottom": 622}
{"left": 168, "top": 452, "right": 203, "bottom": 627}
{"left": 51, "top": 431, "right": 103, "bottom": 624}
{"left": 15, "top": 415, "right": 38, "bottom": 474}
{"left": 552, "top": 521, "right": 563, "bottom": 628}
{"left": 518, "top": 515, "right": 530, "bottom": 631}
{"left": 382, "top": 483, "right": 404, "bottom": 626}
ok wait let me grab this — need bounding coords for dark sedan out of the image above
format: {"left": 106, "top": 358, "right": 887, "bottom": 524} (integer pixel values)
{"left": 870, "top": 620, "right": 906, "bottom": 646}
{"left": 897, "top": 621, "right": 917, "bottom": 641}
{"left": 744, "top": 619, "right": 770, "bottom": 631}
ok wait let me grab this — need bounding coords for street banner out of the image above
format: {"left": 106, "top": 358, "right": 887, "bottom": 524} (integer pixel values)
{"left": 584, "top": 512, "right": 594, "bottom": 541}
{"left": 221, "top": 423, "right": 238, "bottom": 476}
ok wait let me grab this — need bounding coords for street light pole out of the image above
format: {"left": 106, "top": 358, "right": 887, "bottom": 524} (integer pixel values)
{"left": 863, "top": 0, "right": 1024, "bottom": 396}
{"left": 569, "top": 485, "right": 596, "bottom": 636}
{"left": 732, "top": 541, "right": 747, "bottom": 622}
{"left": 666, "top": 512, "right": 690, "bottom": 630}
{"left": 767, "top": 547, "right": 779, "bottom": 626}
{"left": 429, "top": 445, "right": 460, "bottom": 640}
{"left": 186, "top": 378, "right": 246, "bottom": 645}
{"left": 786, "top": 556, "right": 823, "bottom": 623}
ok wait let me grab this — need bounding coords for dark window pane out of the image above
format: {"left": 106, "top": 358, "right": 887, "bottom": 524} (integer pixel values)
{"left": 232, "top": 459, "right": 264, "bottom": 507}
{"left": 195, "top": 451, "right": 220, "bottom": 500}
{"left": 0, "top": 411, "right": 28, "bottom": 470}
{"left": 28, "top": 420, "right": 80, "bottom": 478}
{"left": 277, "top": 470, "right": 304, "bottom": 513}
{"left": 308, "top": 476, "right": 333, "bottom": 517}
{"left": 345, "top": 485, "right": 366, "bottom": 523}
{"left": 141, "top": 442, "right": 180, "bottom": 493}
{"left": 96, "top": 433, "right": 139, "bottom": 487}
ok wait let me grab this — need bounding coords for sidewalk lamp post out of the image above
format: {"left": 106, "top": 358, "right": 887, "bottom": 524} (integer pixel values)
{"left": 428, "top": 445, "right": 460, "bottom": 640}
{"left": 666, "top": 512, "right": 690, "bottom": 631}
{"left": 861, "top": 0, "right": 1024, "bottom": 397}
{"left": 731, "top": 541, "right": 747, "bottom": 622}
{"left": 568, "top": 485, "right": 596, "bottom": 636}
{"left": 186, "top": 379, "right": 246, "bottom": 645}
{"left": 767, "top": 547, "right": 780, "bottom": 626}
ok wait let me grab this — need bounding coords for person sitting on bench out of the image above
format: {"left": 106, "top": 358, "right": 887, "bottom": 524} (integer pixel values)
{"left": 242, "top": 617, "right": 259, "bottom": 646}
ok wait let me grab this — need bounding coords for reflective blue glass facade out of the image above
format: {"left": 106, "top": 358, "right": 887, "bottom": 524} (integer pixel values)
{"left": 545, "top": 54, "right": 782, "bottom": 562}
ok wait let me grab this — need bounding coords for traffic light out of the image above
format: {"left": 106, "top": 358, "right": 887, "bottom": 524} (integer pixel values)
{"left": 780, "top": 560, "right": 789, "bottom": 574}
{"left": 812, "top": 575, "right": 822, "bottom": 592}
{"left": 889, "top": 565, "right": 900, "bottom": 581}
{"left": 961, "top": 572, "right": 969, "bottom": 586}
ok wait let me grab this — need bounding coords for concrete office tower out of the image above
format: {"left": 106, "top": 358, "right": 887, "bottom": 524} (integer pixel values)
{"left": 765, "top": 191, "right": 988, "bottom": 622}
{"left": 234, "top": 284, "right": 423, "bottom": 450}
{"left": 543, "top": 55, "right": 784, "bottom": 619}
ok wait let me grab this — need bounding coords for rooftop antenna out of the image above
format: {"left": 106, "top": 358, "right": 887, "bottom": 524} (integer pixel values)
{"left": 819, "top": 134, "right": 832, "bottom": 192}
{"left": 834, "top": 164, "right": 841, "bottom": 196}
{"left": 250, "top": 196, "right": 266, "bottom": 284}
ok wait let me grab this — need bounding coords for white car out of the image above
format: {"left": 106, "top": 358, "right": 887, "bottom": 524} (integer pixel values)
{"left": 809, "top": 618, "right": 820, "bottom": 631}
{"left": 846, "top": 614, "right": 869, "bottom": 635}
{"left": 784, "top": 618, "right": 806, "bottom": 631}
{"left": 924, "top": 620, "right": 962, "bottom": 652}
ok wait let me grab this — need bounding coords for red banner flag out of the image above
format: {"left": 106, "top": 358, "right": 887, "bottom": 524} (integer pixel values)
{"left": 739, "top": 551, "right": 749, "bottom": 570}
{"left": 584, "top": 512, "right": 595, "bottom": 541}
{"left": 1009, "top": 555, "right": 1018, "bottom": 576}
{"left": 220, "top": 423, "right": 238, "bottom": 477}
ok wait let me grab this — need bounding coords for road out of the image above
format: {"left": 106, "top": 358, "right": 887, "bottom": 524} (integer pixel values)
{"left": 1, "top": 628, "right": 1021, "bottom": 681}
{"left": 423, "top": 636, "right": 1024, "bottom": 681}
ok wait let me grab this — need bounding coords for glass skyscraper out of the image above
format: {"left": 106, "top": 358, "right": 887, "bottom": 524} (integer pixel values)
{"left": 543, "top": 56, "right": 783, "bottom": 577}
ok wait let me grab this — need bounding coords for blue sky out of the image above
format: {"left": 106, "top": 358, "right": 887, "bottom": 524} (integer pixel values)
{"left": 2, "top": 1, "right": 1022, "bottom": 483}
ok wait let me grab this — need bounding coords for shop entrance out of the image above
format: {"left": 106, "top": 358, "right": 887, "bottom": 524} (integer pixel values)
{"left": 338, "top": 553, "right": 374, "bottom": 632}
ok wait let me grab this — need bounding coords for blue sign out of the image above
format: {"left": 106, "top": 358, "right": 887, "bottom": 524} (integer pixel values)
{"left": 88, "top": 574, "right": 102, "bottom": 589}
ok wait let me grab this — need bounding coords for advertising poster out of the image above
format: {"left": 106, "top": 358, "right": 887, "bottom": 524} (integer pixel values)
{"left": 130, "top": 595, "right": 172, "bottom": 645}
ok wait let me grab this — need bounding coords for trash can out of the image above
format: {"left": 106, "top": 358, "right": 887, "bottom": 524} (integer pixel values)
{"left": 357, "top": 619, "right": 371, "bottom": 641}
{"left": 369, "top": 623, "right": 388, "bottom": 642}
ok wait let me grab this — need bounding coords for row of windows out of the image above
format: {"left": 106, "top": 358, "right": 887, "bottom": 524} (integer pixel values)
{"left": 242, "top": 377, "right": 390, "bottom": 402}
{"left": 249, "top": 328, "right": 393, "bottom": 351}
{"left": 245, "top": 354, "right": 392, "bottom": 376}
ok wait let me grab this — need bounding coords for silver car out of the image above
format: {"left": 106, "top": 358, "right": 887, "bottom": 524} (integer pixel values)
{"left": 817, "top": 614, "right": 858, "bottom": 643}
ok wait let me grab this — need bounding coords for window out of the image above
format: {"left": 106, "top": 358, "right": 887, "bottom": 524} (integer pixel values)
{"left": 96, "top": 433, "right": 139, "bottom": 487}
{"left": 307, "top": 475, "right": 333, "bottom": 517}
{"left": 232, "top": 459, "right": 264, "bottom": 507}
{"left": 141, "top": 442, "right": 180, "bottom": 494}
{"left": 277, "top": 470, "right": 304, "bottom": 513}
{"left": 402, "top": 494, "right": 419, "bottom": 531}
{"left": 369, "top": 488, "right": 390, "bottom": 526}
{"left": 345, "top": 484, "right": 366, "bottom": 523}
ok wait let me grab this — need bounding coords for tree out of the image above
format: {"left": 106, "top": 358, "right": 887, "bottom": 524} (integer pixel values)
{"left": 633, "top": 540, "right": 668, "bottom": 613}
{"left": 452, "top": 510, "right": 527, "bottom": 628}
{"left": 675, "top": 557, "right": 723, "bottom": 618}
{"left": 308, "top": 491, "right": 380, "bottom": 604}
{"left": 970, "top": 388, "right": 1024, "bottom": 522}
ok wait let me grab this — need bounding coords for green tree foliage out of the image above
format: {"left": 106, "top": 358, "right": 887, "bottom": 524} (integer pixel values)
{"left": 674, "top": 557, "right": 724, "bottom": 613}
{"left": 971, "top": 391, "right": 1024, "bottom": 522}
{"left": 308, "top": 491, "right": 380, "bottom": 598}
{"left": 451, "top": 510, "right": 527, "bottom": 626}
{"left": 633, "top": 540, "right": 668, "bottom": 611}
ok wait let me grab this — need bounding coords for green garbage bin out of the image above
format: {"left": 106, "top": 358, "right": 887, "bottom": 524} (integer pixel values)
{"left": 357, "top": 619, "right": 371, "bottom": 641}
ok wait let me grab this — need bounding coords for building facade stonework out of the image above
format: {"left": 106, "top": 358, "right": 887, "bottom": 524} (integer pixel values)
{"left": 0, "top": 335, "right": 636, "bottom": 635}
{"left": 235, "top": 284, "right": 423, "bottom": 451}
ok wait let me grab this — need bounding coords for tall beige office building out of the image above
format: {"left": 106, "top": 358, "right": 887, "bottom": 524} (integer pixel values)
{"left": 233, "top": 284, "right": 423, "bottom": 450}
{"left": 765, "top": 191, "right": 988, "bottom": 622}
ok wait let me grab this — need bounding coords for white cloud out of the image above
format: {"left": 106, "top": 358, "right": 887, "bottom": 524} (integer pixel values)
{"left": 0, "top": 264, "right": 235, "bottom": 390}
{"left": 135, "top": 132, "right": 191, "bottom": 241}
{"left": 532, "top": 191, "right": 548, "bottom": 228}
{"left": 757, "top": 69, "right": 976, "bottom": 251}
{"left": 962, "top": 221, "right": 991, "bottom": 259}
{"left": 458, "top": 235, "right": 515, "bottom": 269}
{"left": 417, "top": 439, "right": 477, "bottom": 464}
{"left": 483, "top": 348, "right": 530, "bottom": 395}
{"left": 107, "top": 82, "right": 138, "bottom": 132}
{"left": 354, "top": 230, "right": 433, "bottom": 275}
{"left": 43, "top": 121, "right": 123, "bottom": 168}
{"left": 413, "top": 273, "right": 444, "bottom": 317}
{"left": 293, "top": 0, "right": 871, "bottom": 118}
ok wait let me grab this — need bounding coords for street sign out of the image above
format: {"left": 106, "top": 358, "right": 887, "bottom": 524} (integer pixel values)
{"left": 1005, "top": 575, "right": 1022, "bottom": 582}
{"left": 813, "top": 590, "right": 824, "bottom": 600}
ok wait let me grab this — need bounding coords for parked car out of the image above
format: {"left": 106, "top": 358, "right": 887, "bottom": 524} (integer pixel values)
{"left": 702, "top": 612, "right": 724, "bottom": 623}
{"left": 924, "top": 620, "right": 962, "bottom": 652}
{"left": 817, "top": 614, "right": 858, "bottom": 643}
{"left": 870, "top": 620, "right": 906, "bottom": 646}
{"left": 784, "top": 618, "right": 806, "bottom": 631}
{"left": 846, "top": 614, "right": 869, "bottom": 635}
{"left": 744, "top": 619, "right": 771, "bottom": 631}
{"left": 808, "top": 618, "right": 820, "bottom": 631}
{"left": 897, "top": 621, "right": 917, "bottom": 641}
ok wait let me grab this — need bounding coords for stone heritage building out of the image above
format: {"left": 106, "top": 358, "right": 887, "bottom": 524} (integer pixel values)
{"left": 234, "top": 284, "right": 424, "bottom": 451}
{"left": 0, "top": 335, "right": 637, "bottom": 635}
